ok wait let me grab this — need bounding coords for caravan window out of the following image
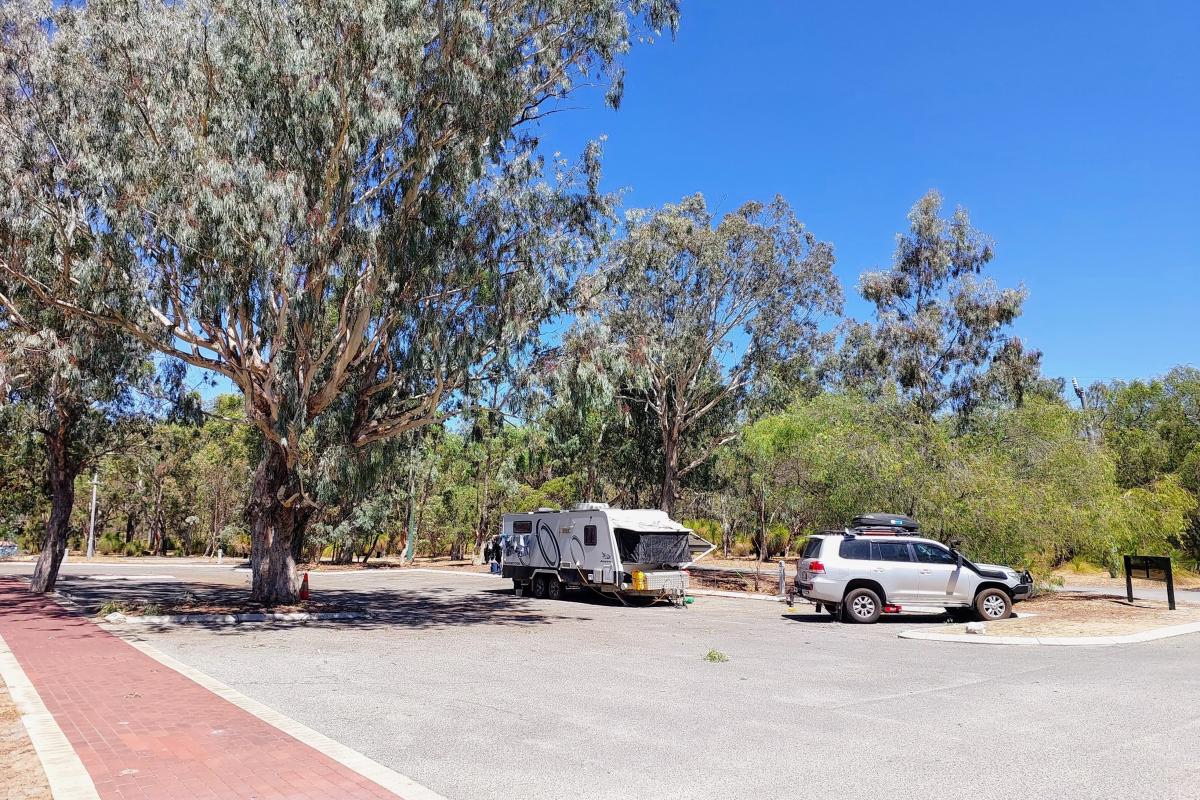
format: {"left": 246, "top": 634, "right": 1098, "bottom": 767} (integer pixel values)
{"left": 512, "top": 520, "right": 532, "bottom": 535}
{"left": 584, "top": 525, "right": 597, "bottom": 547}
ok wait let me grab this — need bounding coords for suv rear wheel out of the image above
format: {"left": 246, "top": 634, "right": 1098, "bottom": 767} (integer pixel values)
{"left": 842, "top": 588, "right": 882, "bottom": 624}
{"left": 975, "top": 588, "right": 1012, "bottom": 621}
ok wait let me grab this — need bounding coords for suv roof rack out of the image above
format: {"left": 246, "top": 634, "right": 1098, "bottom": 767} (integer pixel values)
{"left": 832, "top": 526, "right": 921, "bottom": 539}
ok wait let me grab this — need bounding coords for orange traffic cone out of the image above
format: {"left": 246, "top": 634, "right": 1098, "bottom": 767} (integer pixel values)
{"left": 299, "top": 571, "right": 310, "bottom": 601}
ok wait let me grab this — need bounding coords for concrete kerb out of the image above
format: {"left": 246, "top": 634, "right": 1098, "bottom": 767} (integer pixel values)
{"left": 899, "top": 618, "right": 1200, "bottom": 647}
{"left": 114, "top": 635, "right": 451, "bottom": 800}
{"left": 690, "top": 587, "right": 785, "bottom": 602}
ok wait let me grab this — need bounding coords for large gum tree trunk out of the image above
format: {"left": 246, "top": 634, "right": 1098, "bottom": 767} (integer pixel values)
{"left": 248, "top": 443, "right": 313, "bottom": 605}
{"left": 30, "top": 421, "right": 78, "bottom": 594}
{"left": 659, "top": 433, "right": 680, "bottom": 517}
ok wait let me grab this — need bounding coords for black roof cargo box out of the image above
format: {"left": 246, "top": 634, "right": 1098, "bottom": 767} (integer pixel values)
{"left": 851, "top": 513, "right": 919, "bottom": 532}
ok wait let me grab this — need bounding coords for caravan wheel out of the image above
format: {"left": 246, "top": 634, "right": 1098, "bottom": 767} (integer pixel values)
{"left": 546, "top": 577, "right": 564, "bottom": 600}
{"left": 531, "top": 574, "right": 550, "bottom": 599}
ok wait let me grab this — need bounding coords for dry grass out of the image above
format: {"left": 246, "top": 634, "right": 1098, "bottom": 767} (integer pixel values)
{"left": 1, "top": 676, "right": 51, "bottom": 800}
{"left": 941, "top": 593, "right": 1200, "bottom": 638}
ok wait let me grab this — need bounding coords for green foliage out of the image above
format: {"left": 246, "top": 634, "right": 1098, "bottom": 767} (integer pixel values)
{"left": 96, "top": 600, "right": 130, "bottom": 617}
{"left": 854, "top": 191, "right": 1039, "bottom": 419}
{"left": 571, "top": 193, "right": 842, "bottom": 514}
{"left": 703, "top": 649, "right": 729, "bottom": 663}
{"left": 1, "top": 0, "right": 680, "bottom": 600}
{"left": 740, "top": 390, "right": 1195, "bottom": 571}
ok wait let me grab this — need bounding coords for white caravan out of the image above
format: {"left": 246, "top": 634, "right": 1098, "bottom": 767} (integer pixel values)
{"left": 500, "top": 503, "right": 714, "bottom": 604}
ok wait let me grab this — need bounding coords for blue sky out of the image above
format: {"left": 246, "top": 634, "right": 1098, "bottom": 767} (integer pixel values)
{"left": 535, "top": 0, "right": 1199, "bottom": 387}
{"left": 197, "top": 2, "right": 1197, "bottom": 401}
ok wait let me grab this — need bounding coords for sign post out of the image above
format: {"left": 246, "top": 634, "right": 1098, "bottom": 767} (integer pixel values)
{"left": 1123, "top": 554, "right": 1175, "bottom": 611}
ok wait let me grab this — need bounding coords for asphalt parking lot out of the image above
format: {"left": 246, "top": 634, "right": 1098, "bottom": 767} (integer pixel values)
{"left": 5, "top": 561, "right": 1200, "bottom": 800}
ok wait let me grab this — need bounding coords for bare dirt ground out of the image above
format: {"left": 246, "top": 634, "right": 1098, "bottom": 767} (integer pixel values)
{"left": 693, "top": 555, "right": 792, "bottom": 570}
{"left": 688, "top": 569, "right": 782, "bottom": 594}
{"left": 939, "top": 592, "right": 1200, "bottom": 637}
{"left": 1052, "top": 564, "right": 1200, "bottom": 590}
{"left": 0, "top": 677, "right": 51, "bottom": 800}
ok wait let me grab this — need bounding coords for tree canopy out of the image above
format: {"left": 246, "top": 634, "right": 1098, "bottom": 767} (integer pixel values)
{"left": 1, "top": 0, "right": 678, "bottom": 601}
{"left": 571, "top": 193, "right": 842, "bottom": 514}
{"left": 856, "top": 190, "right": 1038, "bottom": 419}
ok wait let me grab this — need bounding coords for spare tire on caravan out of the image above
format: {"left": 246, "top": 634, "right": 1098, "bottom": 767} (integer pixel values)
{"left": 500, "top": 503, "right": 714, "bottom": 605}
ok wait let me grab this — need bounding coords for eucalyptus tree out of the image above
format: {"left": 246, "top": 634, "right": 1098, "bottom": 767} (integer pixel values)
{"left": 591, "top": 194, "right": 842, "bottom": 515}
{"left": 0, "top": 405, "right": 46, "bottom": 545}
{"left": 0, "top": 304, "right": 161, "bottom": 591}
{"left": 0, "top": 0, "right": 678, "bottom": 602}
{"left": 858, "top": 190, "right": 1036, "bottom": 419}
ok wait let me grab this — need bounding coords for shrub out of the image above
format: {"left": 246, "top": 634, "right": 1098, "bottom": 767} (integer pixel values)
{"left": 97, "top": 600, "right": 130, "bottom": 616}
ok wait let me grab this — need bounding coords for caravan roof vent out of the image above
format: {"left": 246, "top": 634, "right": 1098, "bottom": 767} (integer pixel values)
{"left": 535, "top": 507, "right": 560, "bottom": 513}
{"left": 574, "top": 502, "right": 610, "bottom": 511}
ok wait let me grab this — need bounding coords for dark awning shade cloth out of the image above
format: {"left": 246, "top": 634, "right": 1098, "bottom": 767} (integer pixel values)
{"left": 615, "top": 529, "right": 690, "bottom": 566}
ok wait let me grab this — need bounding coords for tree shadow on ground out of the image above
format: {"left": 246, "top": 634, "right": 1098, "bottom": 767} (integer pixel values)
{"left": 53, "top": 577, "right": 601, "bottom": 633}
{"left": 781, "top": 610, "right": 955, "bottom": 625}
{"left": 477, "top": 585, "right": 686, "bottom": 609}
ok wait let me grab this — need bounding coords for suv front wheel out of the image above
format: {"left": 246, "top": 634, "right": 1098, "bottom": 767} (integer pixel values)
{"left": 842, "top": 588, "right": 883, "bottom": 624}
{"left": 975, "top": 588, "right": 1013, "bottom": 621}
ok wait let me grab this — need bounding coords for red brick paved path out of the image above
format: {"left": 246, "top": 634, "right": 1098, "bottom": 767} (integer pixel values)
{"left": 0, "top": 579, "right": 402, "bottom": 800}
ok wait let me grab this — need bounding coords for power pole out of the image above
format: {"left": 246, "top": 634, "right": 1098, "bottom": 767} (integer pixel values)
{"left": 402, "top": 437, "right": 417, "bottom": 564}
{"left": 86, "top": 470, "right": 100, "bottom": 559}
{"left": 1072, "top": 377, "right": 1097, "bottom": 445}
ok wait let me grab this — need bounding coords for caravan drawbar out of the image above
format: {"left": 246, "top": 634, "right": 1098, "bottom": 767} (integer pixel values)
{"left": 500, "top": 503, "right": 714, "bottom": 603}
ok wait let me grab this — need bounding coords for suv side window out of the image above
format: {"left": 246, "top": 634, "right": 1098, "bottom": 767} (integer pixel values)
{"left": 838, "top": 539, "right": 872, "bottom": 560}
{"left": 801, "top": 538, "right": 823, "bottom": 559}
{"left": 872, "top": 541, "right": 912, "bottom": 562}
{"left": 912, "top": 542, "right": 955, "bottom": 564}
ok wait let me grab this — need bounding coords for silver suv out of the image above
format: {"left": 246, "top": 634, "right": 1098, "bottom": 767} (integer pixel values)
{"left": 791, "top": 518, "right": 1032, "bottom": 624}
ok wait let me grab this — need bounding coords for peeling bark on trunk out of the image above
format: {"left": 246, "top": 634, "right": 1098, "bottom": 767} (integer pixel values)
{"left": 30, "top": 418, "right": 79, "bottom": 594}
{"left": 247, "top": 443, "right": 314, "bottom": 605}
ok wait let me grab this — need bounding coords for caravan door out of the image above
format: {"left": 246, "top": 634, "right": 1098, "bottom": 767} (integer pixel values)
{"left": 574, "top": 517, "right": 614, "bottom": 583}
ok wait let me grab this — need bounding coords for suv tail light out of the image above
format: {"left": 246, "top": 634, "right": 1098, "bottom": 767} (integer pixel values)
{"left": 808, "top": 560, "right": 826, "bottom": 574}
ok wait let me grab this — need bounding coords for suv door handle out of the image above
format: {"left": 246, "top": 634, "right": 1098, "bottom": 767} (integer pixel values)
{"left": 873, "top": 568, "right": 886, "bottom": 573}
{"left": 919, "top": 569, "right": 932, "bottom": 574}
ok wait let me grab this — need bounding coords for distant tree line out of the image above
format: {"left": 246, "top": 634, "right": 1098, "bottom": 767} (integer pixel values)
{"left": 2, "top": 0, "right": 1195, "bottom": 602}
